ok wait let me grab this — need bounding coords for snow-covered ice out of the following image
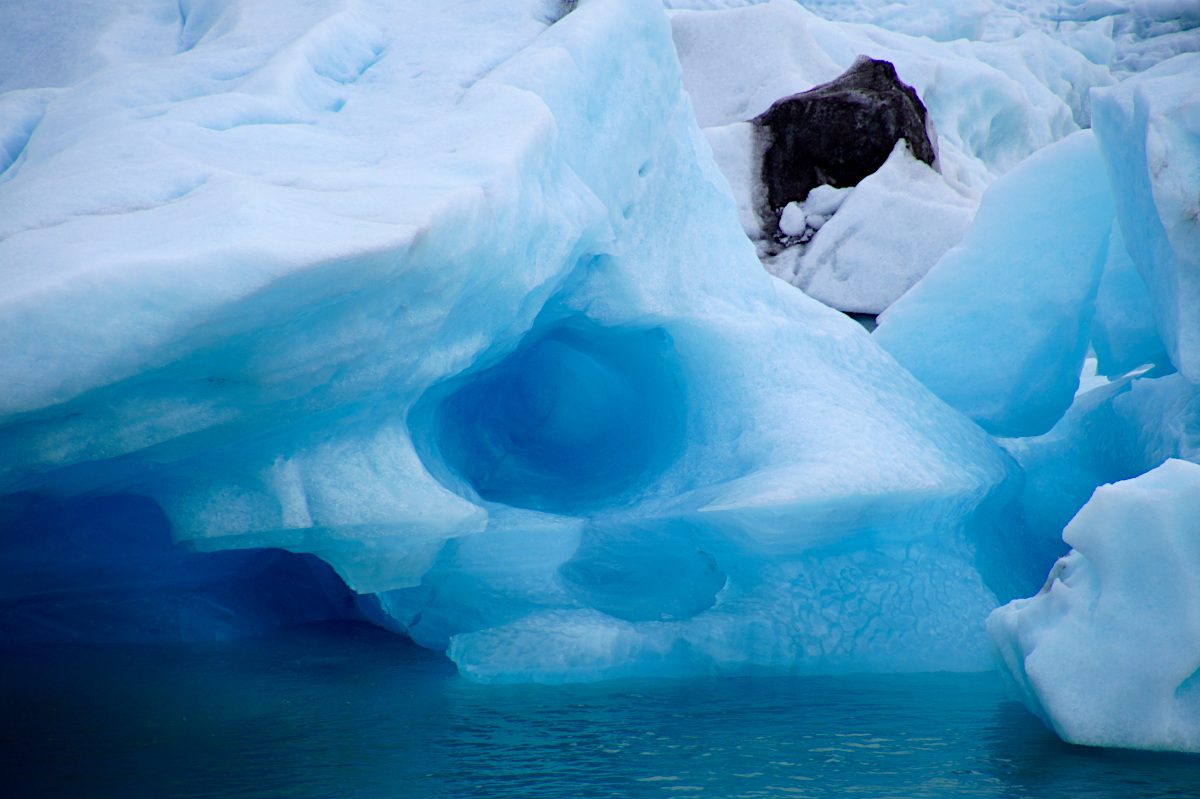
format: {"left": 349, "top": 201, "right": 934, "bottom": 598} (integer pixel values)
{"left": 771, "top": 141, "right": 975, "bottom": 314}
{"left": 669, "top": 0, "right": 1116, "bottom": 313}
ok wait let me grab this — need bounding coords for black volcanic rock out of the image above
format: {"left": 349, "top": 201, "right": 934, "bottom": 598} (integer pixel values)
{"left": 752, "top": 57, "right": 938, "bottom": 235}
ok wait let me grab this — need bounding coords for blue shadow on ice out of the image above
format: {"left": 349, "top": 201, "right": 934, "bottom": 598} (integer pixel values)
{"left": 419, "top": 316, "right": 686, "bottom": 514}
{"left": 0, "top": 493, "right": 365, "bottom": 643}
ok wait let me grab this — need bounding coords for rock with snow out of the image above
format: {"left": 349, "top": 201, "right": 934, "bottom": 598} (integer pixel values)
{"left": 774, "top": 141, "right": 976, "bottom": 314}
{"left": 752, "top": 55, "right": 938, "bottom": 236}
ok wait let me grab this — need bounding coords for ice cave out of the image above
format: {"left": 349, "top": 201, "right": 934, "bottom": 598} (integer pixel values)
{"left": 2, "top": 0, "right": 1200, "bottom": 795}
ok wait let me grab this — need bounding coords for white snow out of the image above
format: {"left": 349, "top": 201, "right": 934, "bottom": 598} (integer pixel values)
{"left": 668, "top": 0, "right": 1200, "bottom": 76}
{"left": 777, "top": 201, "right": 807, "bottom": 237}
{"left": 775, "top": 142, "right": 976, "bottom": 314}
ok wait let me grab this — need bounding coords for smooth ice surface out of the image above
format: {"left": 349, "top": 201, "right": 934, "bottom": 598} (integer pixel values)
{"left": 873, "top": 130, "right": 1115, "bottom": 438}
{"left": 1092, "top": 53, "right": 1200, "bottom": 383}
{"left": 989, "top": 459, "right": 1200, "bottom": 753}
{"left": 0, "top": 0, "right": 1020, "bottom": 681}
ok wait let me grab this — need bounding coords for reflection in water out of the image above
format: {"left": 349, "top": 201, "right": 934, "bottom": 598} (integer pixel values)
{"left": 2, "top": 621, "right": 1198, "bottom": 798}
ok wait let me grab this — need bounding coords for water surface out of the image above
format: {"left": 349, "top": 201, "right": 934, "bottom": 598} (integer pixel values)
{"left": 3, "top": 622, "right": 1198, "bottom": 798}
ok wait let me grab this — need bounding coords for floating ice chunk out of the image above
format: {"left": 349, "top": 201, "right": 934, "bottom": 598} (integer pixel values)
{"left": 1091, "top": 220, "right": 1170, "bottom": 378}
{"left": 1092, "top": 53, "right": 1200, "bottom": 384}
{"left": 873, "top": 130, "right": 1114, "bottom": 437}
{"left": 789, "top": 141, "right": 976, "bottom": 315}
{"left": 988, "top": 459, "right": 1200, "bottom": 753}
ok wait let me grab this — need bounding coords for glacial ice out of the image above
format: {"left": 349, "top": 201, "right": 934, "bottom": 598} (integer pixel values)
{"left": 1091, "top": 53, "right": 1200, "bottom": 384}
{"left": 0, "top": 0, "right": 1021, "bottom": 681}
{"left": 873, "top": 130, "right": 1114, "bottom": 438}
{"left": 988, "top": 459, "right": 1200, "bottom": 753}
{"left": 1091, "top": 220, "right": 1170, "bottom": 378}
{"left": 0, "top": 0, "right": 1199, "bottom": 748}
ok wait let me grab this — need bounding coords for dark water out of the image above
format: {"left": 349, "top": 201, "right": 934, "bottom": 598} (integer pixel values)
{"left": 3, "top": 622, "right": 1199, "bottom": 799}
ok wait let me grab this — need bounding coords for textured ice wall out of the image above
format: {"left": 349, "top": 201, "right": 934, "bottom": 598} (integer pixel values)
{"left": 0, "top": 0, "right": 1021, "bottom": 680}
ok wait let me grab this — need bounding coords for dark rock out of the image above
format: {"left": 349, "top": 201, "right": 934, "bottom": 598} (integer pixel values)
{"left": 752, "top": 57, "right": 938, "bottom": 237}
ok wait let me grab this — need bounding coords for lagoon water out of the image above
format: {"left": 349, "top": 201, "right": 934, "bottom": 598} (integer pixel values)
{"left": 3, "top": 621, "right": 1198, "bottom": 799}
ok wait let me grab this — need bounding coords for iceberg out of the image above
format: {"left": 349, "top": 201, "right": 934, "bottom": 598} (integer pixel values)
{"left": 0, "top": 0, "right": 1020, "bottom": 681}
{"left": 988, "top": 459, "right": 1200, "bottom": 753}
{"left": 2, "top": 0, "right": 1197, "bottom": 717}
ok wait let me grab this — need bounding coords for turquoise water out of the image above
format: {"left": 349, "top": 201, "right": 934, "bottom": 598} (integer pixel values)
{"left": 3, "top": 621, "right": 1198, "bottom": 798}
